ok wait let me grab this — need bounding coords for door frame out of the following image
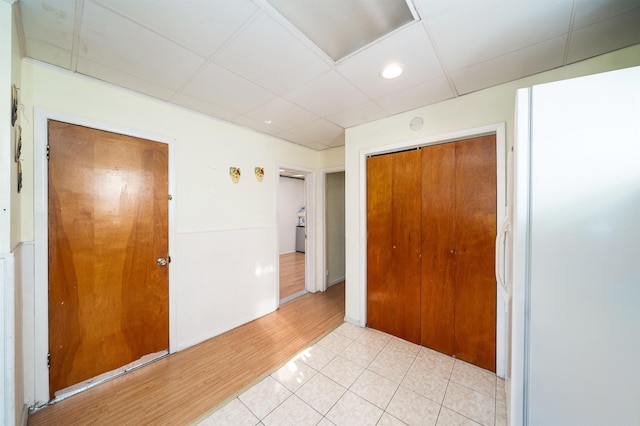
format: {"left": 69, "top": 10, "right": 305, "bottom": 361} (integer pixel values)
{"left": 32, "top": 108, "right": 177, "bottom": 405}
{"left": 275, "top": 163, "right": 315, "bottom": 302}
{"left": 359, "top": 122, "right": 507, "bottom": 377}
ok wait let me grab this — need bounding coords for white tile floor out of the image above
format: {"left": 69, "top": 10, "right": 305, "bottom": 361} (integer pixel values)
{"left": 197, "top": 323, "right": 507, "bottom": 426}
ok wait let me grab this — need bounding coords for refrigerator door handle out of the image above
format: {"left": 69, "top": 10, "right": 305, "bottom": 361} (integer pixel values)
{"left": 495, "top": 214, "right": 511, "bottom": 304}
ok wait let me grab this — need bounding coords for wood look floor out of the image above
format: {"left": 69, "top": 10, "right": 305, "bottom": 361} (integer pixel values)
{"left": 279, "top": 252, "right": 305, "bottom": 300}
{"left": 28, "top": 282, "right": 345, "bottom": 426}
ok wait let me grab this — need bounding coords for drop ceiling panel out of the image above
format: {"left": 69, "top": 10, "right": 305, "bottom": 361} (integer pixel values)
{"left": 213, "top": 12, "right": 331, "bottom": 94}
{"left": 275, "top": 130, "right": 319, "bottom": 148}
{"left": 573, "top": 0, "right": 640, "bottom": 28}
{"left": 178, "top": 62, "right": 275, "bottom": 114}
{"left": 428, "top": 0, "right": 573, "bottom": 72}
{"left": 411, "top": 0, "right": 464, "bottom": 19}
{"left": 79, "top": 1, "right": 205, "bottom": 90}
{"left": 325, "top": 101, "right": 388, "bottom": 128}
{"left": 76, "top": 57, "right": 178, "bottom": 100}
{"left": 19, "top": 0, "right": 75, "bottom": 52}
{"left": 93, "top": 0, "right": 258, "bottom": 58}
{"left": 375, "top": 76, "right": 454, "bottom": 114}
{"left": 289, "top": 118, "right": 344, "bottom": 144}
{"left": 245, "top": 97, "right": 318, "bottom": 131}
{"left": 24, "top": 39, "right": 71, "bottom": 69}
{"left": 170, "top": 92, "right": 241, "bottom": 123}
{"left": 231, "top": 114, "right": 285, "bottom": 136}
{"left": 567, "top": 7, "right": 640, "bottom": 63}
{"left": 284, "top": 71, "right": 370, "bottom": 117}
{"left": 337, "top": 23, "right": 444, "bottom": 99}
{"left": 323, "top": 135, "right": 346, "bottom": 148}
{"left": 450, "top": 36, "right": 566, "bottom": 95}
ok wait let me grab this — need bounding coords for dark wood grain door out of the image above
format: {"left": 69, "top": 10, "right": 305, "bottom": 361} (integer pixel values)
{"left": 420, "top": 135, "right": 496, "bottom": 371}
{"left": 420, "top": 142, "right": 457, "bottom": 355}
{"left": 47, "top": 120, "right": 169, "bottom": 398}
{"left": 367, "top": 150, "right": 421, "bottom": 344}
{"left": 453, "top": 135, "right": 496, "bottom": 371}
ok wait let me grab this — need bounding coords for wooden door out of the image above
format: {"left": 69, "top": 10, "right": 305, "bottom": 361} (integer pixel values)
{"left": 48, "top": 120, "right": 169, "bottom": 398}
{"left": 367, "top": 150, "right": 421, "bottom": 344}
{"left": 420, "top": 142, "right": 457, "bottom": 355}
{"left": 453, "top": 135, "right": 496, "bottom": 371}
{"left": 420, "top": 135, "right": 496, "bottom": 371}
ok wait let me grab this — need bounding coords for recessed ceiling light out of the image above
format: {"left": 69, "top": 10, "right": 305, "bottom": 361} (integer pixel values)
{"left": 264, "top": 120, "right": 273, "bottom": 125}
{"left": 381, "top": 63, "right": 403, "bottom": 79}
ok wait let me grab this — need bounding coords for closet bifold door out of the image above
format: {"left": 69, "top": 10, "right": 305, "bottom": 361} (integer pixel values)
{"left": 367, "top": 150, "right": 421, "bottom": 344}
{"left": 420, "top": 143, "right": 457, "bottom": 355}
{"left": 453, "top": 136, "right": 497, "bottom": 372}
{"left": 420, "top": 136, "right": 497, "bottom": 372}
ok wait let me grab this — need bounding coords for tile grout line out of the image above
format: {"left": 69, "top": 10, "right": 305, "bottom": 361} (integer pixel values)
{"left": 203, "top": 325, "right": 503, "bottom": 425}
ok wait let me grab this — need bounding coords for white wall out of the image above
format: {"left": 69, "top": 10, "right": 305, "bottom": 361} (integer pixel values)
{"left": 18, "top": 59, "right": 333, "bottom": 406}
{"left": 278, "top": 177, "right": 305, "bottom": 254}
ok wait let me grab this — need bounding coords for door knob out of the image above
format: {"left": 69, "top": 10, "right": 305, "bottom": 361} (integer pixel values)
{"left": 156, "top": 257, "right": 167, "bottom": 266}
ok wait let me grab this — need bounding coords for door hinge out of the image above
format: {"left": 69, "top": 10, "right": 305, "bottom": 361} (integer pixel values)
{"left": 46, "top": 145, "right": 50, "bottom": 160}
{"left": 168, "top": 194, "right": 173, "bottom": 200}
{"left": 47, "top": 352, "right": 51, "bottom": 369}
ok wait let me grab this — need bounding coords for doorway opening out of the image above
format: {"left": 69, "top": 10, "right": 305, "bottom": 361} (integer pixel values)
{"left": 278, "top": 167, "right": 310, "bottom": 303}
{"left": 324, "top": 170, "right": 345, "bottom": 290}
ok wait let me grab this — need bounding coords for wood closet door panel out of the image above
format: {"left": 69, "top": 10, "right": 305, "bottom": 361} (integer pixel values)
{"left": 420, "top": 143, "right": 456, "bottom": 354}
{"left": 367, "top": 150, "right": 421, "bottom": 344}
{"left": 454, "top": 135, "right": 497, "bottom": 371}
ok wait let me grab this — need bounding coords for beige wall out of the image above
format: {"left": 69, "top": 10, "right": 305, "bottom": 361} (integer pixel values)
{"left": 20, "top": 61, "right": 323, "bottom": 237}
{"left": 344, "top": 44, "right": 640, "bottom": 324}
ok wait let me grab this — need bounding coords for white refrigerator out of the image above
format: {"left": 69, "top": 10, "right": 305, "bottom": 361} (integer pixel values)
{"left": 510, "top": 66, "right": 640, "bottom": 425}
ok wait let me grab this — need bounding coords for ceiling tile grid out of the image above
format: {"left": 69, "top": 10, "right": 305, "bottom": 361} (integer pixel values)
{"left": 450, "top": 35, "right": 568, "bottom": 95}
{"left": 567, "top": 6, "right": 640, "bottom": 63}
{"left": 13, "top": 0, "right": 640, "bottom": 150}
{"left": 92, "top": 0, "right": 259, "bottom": 59}
{"left": 19, "top": 0, "right": 75, "bottom": 51}
{"left": 421, "top": 0, "right": 574, "bottom": 72}
{"left": 76, "top": 57, "right": 179, "bottom": 101}
{"left": 244, "top": 97, "right": 318, "bottom": 131}
{"left": 283, "top": 70, "right": 370, "bottom": 117}
{"left": 176, "top": 62, "right": 275, "bottom": 114}
{"left": 211, "top": 11, "right": 331, "bottom": 95}
{"left": 335, "top": 22, "right": 445, "bottom": 99}
{"left": 79, "top": 1, "right": 206, "bottom": 90}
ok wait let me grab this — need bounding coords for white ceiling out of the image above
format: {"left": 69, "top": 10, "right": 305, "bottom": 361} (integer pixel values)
{"left": 13, "top": 0, "right": 640, "bottom": 150}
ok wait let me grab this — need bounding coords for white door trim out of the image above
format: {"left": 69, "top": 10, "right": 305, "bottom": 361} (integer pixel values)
{"left": 32, "top": 108, "right": 177, "bottom": 406}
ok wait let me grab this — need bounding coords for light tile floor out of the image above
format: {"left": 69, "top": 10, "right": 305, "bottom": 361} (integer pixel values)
{"left": 197, "top": 323, "right": 507, "bottom": 426}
